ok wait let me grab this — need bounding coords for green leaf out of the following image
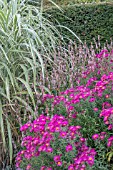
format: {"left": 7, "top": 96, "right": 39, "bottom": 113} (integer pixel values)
{"left": 6, "top": 119, "right": 13, "bottom": 165}
{"left": 5, "top": 77, "right": 10, "bottom": 102}
{"left": 17, "top": 78, "right": 35, "bottom": 108}
{"left": 19, "top": 64, "right": 29, "bottom": 82}
{"left": 0, "top": 100, "right": 6, "bottom": 151}
{"left": 14, "top": 96, "right": 35, "bottom": 118}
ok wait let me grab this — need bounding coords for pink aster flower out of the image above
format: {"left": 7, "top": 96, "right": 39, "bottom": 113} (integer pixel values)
{"left": 107, "top": 136, "right": 113, "bottom": 147}
{"left": 56, "top": 161, "right": 62, "bottom": 166}
{"left": 92, "top": 134, "right": 99, "bottom": 140}
{"left": 26, "top": 164, "right": 32, "bottom": 170}
{"left": 62, "top": 120, "right": 68, "bottom": 126}
{"left": 60, "top": 131, "right": 67, "bottom": 138}
{"left": 105, "top": 94, "right": 110, "bottom": 99}
{"left": 40, "top": 166, "right": 46, "bottom": 170}
{"left": 55, "top": 126, "right": 60, "bottom": 132}
{"left": 68, "top": 106, "right": 74, "bottom": 111}
{"left": 80, "top": 138, "right": 86, "bottom": 143}
{"left": 87, "top": 156, "right": 94, "bottom": 166}
{"left": 46, "top": 168, "right": 52, "bottom": 170}
{"left": 68, "top": 164, "right": 75, "bottom": 170}
{"left": 93, "top": 107, "right": 98, "bottom": 112}
{"left": 20, "top": 123, "right": 31, "bottom": 131}
{"left": 89, "top": 97, "right": 96, "bottom": 102}
{"left": 54, "top": 155, "right": 61, "bottom": 162}
{"left": 46, "top": 147, "right": 53, "bottom": 153}
{"left": 108, "top": 124, "right": 113, "bottom": 130}
{"left": 66, "top": 144, "right": 73, "bottom": 152}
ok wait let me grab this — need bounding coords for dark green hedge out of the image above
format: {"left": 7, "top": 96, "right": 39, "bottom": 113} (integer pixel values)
{"left": 44, "top": 0, "right": 112, "bottom": 6}
{"left": 46, "top": 3, "right": 113, "bottom": 45}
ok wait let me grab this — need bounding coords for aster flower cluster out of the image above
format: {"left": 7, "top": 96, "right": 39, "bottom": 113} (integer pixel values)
{"left": 96, "top": 49, "right": 110, "bottom": 59}
{"left": 100, "top": 107, "right": 113, "bottom": 130}
{"left": 84, "top": 49, "right": 113, "bottom": 78}
{"left": 92, "top": 132, "right": 107, "bottom": 141}
{"left": 16, "top": 114, "right": 96, "bottom": 170}
{"left": 41, "top": 71, "right": 113, "bottom": 168}
{"left": 99, "top": 107, "right": 113, "bottom": 149}
{"left": 107, "top": 136, "right": 113, "bottom": 147}
{"left": 16, "top": 49, "right": 113, "bottom": 170}
{"left": 43, "top": 71, "right": 113, "bottom": 119}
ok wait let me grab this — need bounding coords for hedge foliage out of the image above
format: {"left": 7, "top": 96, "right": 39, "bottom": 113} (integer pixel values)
{"left": 46, "top": 3, "right": 113, "bottom": 45}
{"left": 44, "top": 0, "right": 112, "bottom": 6}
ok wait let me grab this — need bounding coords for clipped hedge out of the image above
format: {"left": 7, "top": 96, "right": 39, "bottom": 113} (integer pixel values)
{"left": 44, "top": 0, "right": 112, "bottom": 6}
{"left": 46, "top": 3, "right": 113, "bottom": 45}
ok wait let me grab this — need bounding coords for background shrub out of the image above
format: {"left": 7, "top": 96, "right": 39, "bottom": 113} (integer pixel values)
{"left": 44, "top": 0, "right": 113, "bottom": 6}
{"left": 46, "top": 3, "right": 113, "bottom": 45}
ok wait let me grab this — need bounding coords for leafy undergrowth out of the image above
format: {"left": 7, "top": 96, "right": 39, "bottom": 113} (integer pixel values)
{"left": 15, "top": 49, "right": 113, "bottom": 169}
